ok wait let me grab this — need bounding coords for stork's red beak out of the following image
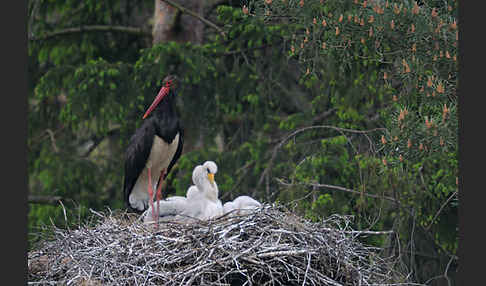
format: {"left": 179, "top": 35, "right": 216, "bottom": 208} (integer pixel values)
{"left": 142, "top": 85, "right": 169, "bottom": 119}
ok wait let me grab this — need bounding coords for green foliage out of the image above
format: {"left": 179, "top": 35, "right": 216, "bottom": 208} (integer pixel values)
{"left": 29, "top": 0, "right": 458, "bottom": 283}
{"left": 244, "top": 0, "right": 458, "bottom": 283}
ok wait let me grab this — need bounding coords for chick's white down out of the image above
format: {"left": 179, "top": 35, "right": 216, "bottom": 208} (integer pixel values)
{"left": 223, "top": 195, "right": 262, "bottom": 216}
{"left": 144, "top": 161, "right": 223, "bottom": 223}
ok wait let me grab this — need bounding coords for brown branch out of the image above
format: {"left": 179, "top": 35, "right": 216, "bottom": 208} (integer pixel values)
{"left": 254, "top": 249, "right": 316, "bottom": 258}
{"left": 425, "top": 190, "right": 458, "bottom": 231}
{"left": 216, "top": 43, "right": 276, "bottom": 56}
{"left": 45, "top": 129, "right": 59, "bottom": 153}
{"left": 81, "top": 127, "right": 121, "bottom": 158}
{"left": 281, "top": 180, "right": 459, "bottom": 262}
{"left": 28, "top": 195, "right": 62, "bottom": 205}
{"left": 322, "top": 228, "right": 395, "bottom": 236}
{"left": 28, "top": 206, "right": 411, "bottom": 285}
{"left": 311, "top": 108, "right": 337, "bottom": 124}
{"left": 161, "top": 0, "right": 226, "bottom": 37}
{"left": 220, "top": 161, "right": 255, "bottom": 201}
{"left": 29, "top": 25, "right": 152, "bottom": 41}
{"left": 254, "top": 125, "right": 385, "bottom": 197}
{"left": 276, "top": 178, "right": 398, "bottom": 203}
{"left": 29, "top": 126, "right": 65, "bottom": 147}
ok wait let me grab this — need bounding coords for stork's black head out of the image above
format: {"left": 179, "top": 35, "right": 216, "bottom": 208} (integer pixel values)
{"left": 142, "top": 74, "right": 179, "bottom": 119}
{"left": 163, "top": 74, "right": 178, "bottom": 90}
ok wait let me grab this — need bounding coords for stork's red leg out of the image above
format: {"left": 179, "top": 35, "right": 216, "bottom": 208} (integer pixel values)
{"left": 147, "top": 167, "right": 156, "bottom": 224}
{"left": 155, "top": 169, "right": 167, "bottom": 229}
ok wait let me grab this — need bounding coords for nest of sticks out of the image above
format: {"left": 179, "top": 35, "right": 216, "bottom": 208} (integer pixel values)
{"left": 28, "top": 204, "right": 407, "bottom": 285}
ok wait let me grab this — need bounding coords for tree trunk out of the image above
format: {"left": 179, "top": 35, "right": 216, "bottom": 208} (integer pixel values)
{"left": 152, "top": 0, "right": 204, "bottom": 45}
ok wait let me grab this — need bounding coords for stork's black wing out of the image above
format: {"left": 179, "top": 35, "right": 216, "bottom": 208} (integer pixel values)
{"left": 154, "top": 124, "right": 184, "bottom": 196}
{"left": 123, "top": 121, "right": 156, "bottom": 210}
{"left": 165, "top": 126, "right": 184, "bottom": 179}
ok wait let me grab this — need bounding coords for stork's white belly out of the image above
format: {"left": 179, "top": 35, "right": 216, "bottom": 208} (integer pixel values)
{"left": 129, "top": 133, "right": 180, "bottom": 211}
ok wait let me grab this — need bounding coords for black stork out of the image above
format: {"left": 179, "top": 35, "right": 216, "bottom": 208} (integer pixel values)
{"left": 123, "top": 75, "right": 184, "bottom": 223}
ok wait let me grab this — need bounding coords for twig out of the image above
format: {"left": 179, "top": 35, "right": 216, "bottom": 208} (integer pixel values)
{"left": 443, "top": 255, "right": 454, "bottom": 286}
{"left": 216, "top": 43, "right": 275, "bottom": 56}
{"left": 409, "top": 208, "right": 417, "bottom": 281}
{"left": 331, "top": 229, "right": 395, "bottom": 236}
{"left": 28, "top": 195, "right": 62, "bottom": 205}
{"left": 89, "top": 209, "right": 106, "bottom": 218}
{"left": 254, "top": 249, "right": 316, "bottom": 258}
{"left": 28, "top": 206, "right": 408, "bottom": 285}
{"left": 161, "top": 0, "right": 226, "bottom": 37}
{"left": 45, "top": 129, "right": 59, "bottom": 153}
{"left": 220, "top": 161, "right": 254, "bottom": 201}
{"left": 29, "top": 126, "right": 65, "bottom": 146}
{"left": 276, "top": 178, "right": 398, "bottom": 203}
{"left": 303, "top": 253, "right": 311, "bottom": 286}
{"left": 81, "top": 127, "right": 121, "bottom": 158}
{"left": 29, "top": 25, "right": 151, "bottom": 41}
{"left": 28, "top": 0, "right": 41, "bottom": 39}
{"left": 425, "top": 191, "right": 457, "bottom": 231}
{"left": 311, "top": 108, "right": 337, "bottom": 124}
{"left": 255, "top": 125, "right": 385, "bottom": 196}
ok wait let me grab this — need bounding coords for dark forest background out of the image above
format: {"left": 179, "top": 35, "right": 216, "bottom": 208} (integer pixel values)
{"left": 28, "top": 0, "right": 458, "bottom": 284}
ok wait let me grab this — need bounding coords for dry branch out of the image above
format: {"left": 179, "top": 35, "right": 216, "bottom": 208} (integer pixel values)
{"left": 425, "top": 190, "right": 457, "bottom": 231}
{"left": 29, "top": 204, "right": 409, "bottom": 285}
{"left": 28, "top": 195, "right": 62, "bottom": 205}
{"left": 254, "top": 125, "right": 386, "bottom": 198}
{"left": 161, "top": 0, "right": 226, "bottom": 37}
{"left": 276, "top": 178, "right": 398, "bottom": 203}
{"left": 29, "top": 25, "right": 151, "bottom": 41}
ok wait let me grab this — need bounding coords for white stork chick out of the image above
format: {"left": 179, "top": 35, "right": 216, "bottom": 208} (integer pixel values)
{"left": 197, "top": 161, "right": 223, "bottom": 219}
{"left": 223, "top": 195, "right": 262, "bottom": 216}
{"left": 143, "top": 161, "right": 223, "bottom": 223}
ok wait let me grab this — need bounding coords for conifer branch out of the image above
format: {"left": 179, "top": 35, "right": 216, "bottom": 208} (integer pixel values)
{"left": 29, "top": 25, "right": 151, "bottom": 41}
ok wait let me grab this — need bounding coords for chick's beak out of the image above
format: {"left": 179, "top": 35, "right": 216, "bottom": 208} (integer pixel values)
{"left": 207, "top": 173, "right": 215, "bottom": 186}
